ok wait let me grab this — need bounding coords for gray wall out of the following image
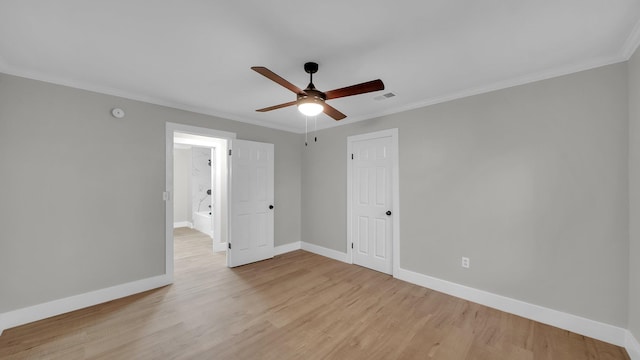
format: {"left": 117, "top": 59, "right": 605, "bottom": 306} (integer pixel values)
{"left": 629, "top": 47, "right": 640, "bottom": 338}
{"left": 0, "top": 73, "right": 302, "bottom": 313}
{"left": 0, "top": 59, "right": 635, "bottom": 331}
{"left": 302, "top": 63, "right": 629, "bottom": 327}
{"left": 173, "top": 148, "right": 191, "bottom": 224}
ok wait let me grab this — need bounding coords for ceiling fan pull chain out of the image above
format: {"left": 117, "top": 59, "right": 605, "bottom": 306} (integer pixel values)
{"left": 305, "top": 115, "right": 308, "bottom": 146}
{"left": 314, "top": 116, "right": 317, "bottom": 142}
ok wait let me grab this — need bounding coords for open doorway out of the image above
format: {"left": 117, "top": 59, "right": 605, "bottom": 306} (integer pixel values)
{"left": 173, "top": 136, "right": 227, "bottom": 252}
{"left": 172, "top": 144, "right": 216, "bottom": 242}
{"left": 165, "top": 123, "right": 236, "bottom": 278}
{"left": 165, "top": 123, "right": 276, "bottom": 276}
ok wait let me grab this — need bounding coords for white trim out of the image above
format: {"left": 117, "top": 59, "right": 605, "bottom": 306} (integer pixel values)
{"left": 627, "top": 331, "right": 640, "bottom": 360}
{"left": 274, "top": 241, "right": 302, "bottom": 256}
{"left": 311, "top": 55, "right": 626, "bottom": 134}
{"left": 165, "top": 126, "right": 175, "bottom": 282}
{"left": 0, "top": 65, "right": 299, "bottom": 134}
{"left": 213, "top": 146, "right": 223, "bottom": 253}
{"left": 0, "top": 274, "right": 171, "bottom": 336}
{"left": 301, "top": 242, "right": 348, "bottom": 263}
{"left": 390, "top": 130, "right": 401, "bottom": 277}
{"left": 0, "top": 51, "right": 628, "bottom": 136}
{"left": 346, "top": 138, "right": 353, "bottom": 264}
{"left": 213, "top": 242, "right": 227, "bottom": 252}
{"left": 173, "top": 221, "right": 192, "bottom": 229}
{"left": 396, "top": 267, "right": 627, "bottom": 347}
{"left": 346, "top": 129, "right": 400, "bottom": 276}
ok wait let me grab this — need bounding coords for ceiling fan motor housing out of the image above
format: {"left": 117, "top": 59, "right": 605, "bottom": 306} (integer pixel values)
{"left": 304, "top": 62, "right": 319, "bottom": 74}
{"left": 298, "top": 89, "right": 326, "bottom": 103}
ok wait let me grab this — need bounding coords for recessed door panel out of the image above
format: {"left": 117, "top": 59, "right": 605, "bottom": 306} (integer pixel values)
{"left": 256, "top": 212, "right": 267, "bottom": 247}
{"left": 376, "top": 167, "right": 386, "bottom": 206}
{"left": 358, "top": 167, "right": 369, "bottom": 205}
{"left": 236, "top": 213, "right": 250, "bottom": 250}
{"left": 358, "top": 216, "right": 369, "bottom": 254}
{"left": 375, "top": 219, "right": 386, "bottom": 259}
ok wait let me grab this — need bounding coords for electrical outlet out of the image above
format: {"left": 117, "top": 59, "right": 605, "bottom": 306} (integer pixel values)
{"left": 461, "top": 257, "right": 470, "bottom": 269}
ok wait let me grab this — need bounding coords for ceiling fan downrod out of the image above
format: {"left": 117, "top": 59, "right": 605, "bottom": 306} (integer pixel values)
{"left": 304, "top": 62, "right": 318, "bottom": 90}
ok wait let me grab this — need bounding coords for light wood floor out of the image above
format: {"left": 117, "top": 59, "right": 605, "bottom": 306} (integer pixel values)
{"left": 0, "top": 228, "right": 630, "bottom": 359}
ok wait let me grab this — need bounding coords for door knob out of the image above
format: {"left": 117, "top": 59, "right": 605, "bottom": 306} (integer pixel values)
{"left": 269, "top": 205, "right": 274, "bottom": 209}
{"left": 386, "top": 210, "right": 392, "bottom": 216}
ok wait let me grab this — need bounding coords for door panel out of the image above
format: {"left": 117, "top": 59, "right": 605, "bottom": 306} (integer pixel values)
{"left": 375, "top": 219, "right": 386, "bottom": 258}
{"left": 351, "top": 135, "right": 393, "bottom": 274}
{"left": 228, "top": 139, "right": 274, "bottom": 267}
{"left": 358, "top": 216, "right": 369, "bottom": 253}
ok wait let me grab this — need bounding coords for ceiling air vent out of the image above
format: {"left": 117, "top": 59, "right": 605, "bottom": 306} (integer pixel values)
{"left": 374, "top": 92, "right": 396, "bottom": 101}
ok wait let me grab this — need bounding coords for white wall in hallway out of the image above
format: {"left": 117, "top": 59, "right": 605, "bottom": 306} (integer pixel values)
{"left": 173, "top": 147, "right": 192, "bottom": 225}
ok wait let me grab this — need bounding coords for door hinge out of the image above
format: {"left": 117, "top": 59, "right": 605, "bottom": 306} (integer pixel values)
{"left": 228, "top": 149, "right": 232, "bottom": 156}
{"left": 228, "top": 243, "right": 231, "bottom": 249}
{"left": 351, "top": 153, "right": 354, "bottom": 160}
{"left": 351, "top": 242, "right": 354, "bottom": 249}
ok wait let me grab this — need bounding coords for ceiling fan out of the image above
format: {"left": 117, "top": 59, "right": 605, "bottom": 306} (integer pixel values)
{"left": 251, "top": 62, "right": 385, "bottom": 120}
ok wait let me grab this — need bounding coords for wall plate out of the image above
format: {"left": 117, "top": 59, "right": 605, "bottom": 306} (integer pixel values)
{"left": 111, "top": 108, "right": 125, "bottom": 118}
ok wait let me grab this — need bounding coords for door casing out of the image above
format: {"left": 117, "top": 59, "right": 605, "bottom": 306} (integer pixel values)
{"left": 165, "top": 122, "right": 236, "bottom": 279}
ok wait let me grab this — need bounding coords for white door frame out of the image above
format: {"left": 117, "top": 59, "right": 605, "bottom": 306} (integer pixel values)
{"left": 165, "top": 122, "right": 236, "bottom": 279}
{"left": 346, "top": 128, "right": 400, "bottom": 276}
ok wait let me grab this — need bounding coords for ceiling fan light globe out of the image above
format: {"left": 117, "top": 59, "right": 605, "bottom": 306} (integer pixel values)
{"left": 298, "top": 102, "right": 324, "bottom": 117}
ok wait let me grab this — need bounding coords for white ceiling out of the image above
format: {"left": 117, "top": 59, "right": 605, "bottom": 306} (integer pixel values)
{"left": 1, "top": 1, "right": 640, "bottom": 133}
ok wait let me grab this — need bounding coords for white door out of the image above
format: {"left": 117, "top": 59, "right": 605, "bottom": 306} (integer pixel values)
{"left": 349, "top": 133, "right": 394, "bottom": 274}
{"left": 210, "top": 147, "right": 216, "bottom": 251}
{"left": 228, "top": 139, "right": 275, "bottom": 267}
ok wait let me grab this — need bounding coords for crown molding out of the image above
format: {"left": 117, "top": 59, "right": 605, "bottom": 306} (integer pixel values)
{"left": 313, "top": 54, "right": 627, "bottom": 133}
{"left": 0, "top": 49, "right": 631, "bottom": 135}
{"left": 0, "top": 65, "right": 300, "bottom": 134}
{"left": 622, "top": 18, "right": 640, "bottom": 60}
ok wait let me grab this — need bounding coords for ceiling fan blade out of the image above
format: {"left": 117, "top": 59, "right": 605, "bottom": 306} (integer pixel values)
{"left": 256, "top": 100, "right": 297, "bottom": 112}
{"left": 323, "top": 103, "right": 347, "bottom": 121}
{"left": 325, "top": 79, "right": 385, "bottom": 100}
{"left": 251, "top": 66, "right": 305, "bottom": 94}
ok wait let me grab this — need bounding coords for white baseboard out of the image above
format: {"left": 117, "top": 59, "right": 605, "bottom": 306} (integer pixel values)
{"left": 291, "top": 245, "right": 638, "bottom": 355}
{"left": 627, "top": 331, "right": 640, "bottom": 359}
{"left": 301, "top": 242, "right": 348, "bottom": 263}
{"left": 0, "top": 274, "right": 172, "bottom": 336}
{"left": 395, "top": 267, "right": 627, "bottom": 347}
{"left": 173, "top": 221, "right": 192, "bottom": 228}
{"left": 2, "top": 249, "right": 637, "bottom": 359}
{"left": 213, "top": 242, "right": 227, "bottom": 252}
{"left": 275, "top": 241, "right": 301, "bottom": 255}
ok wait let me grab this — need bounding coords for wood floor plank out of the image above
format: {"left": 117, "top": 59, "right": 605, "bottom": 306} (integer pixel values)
{"left": 0, "top": 228, "right": 630, "bottom": 359}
